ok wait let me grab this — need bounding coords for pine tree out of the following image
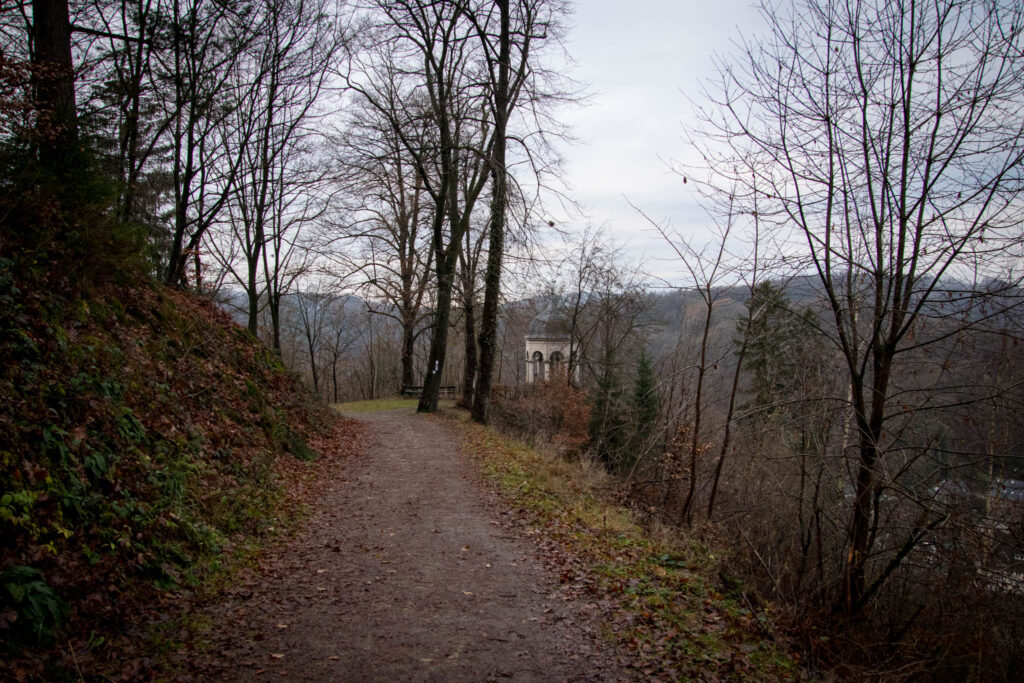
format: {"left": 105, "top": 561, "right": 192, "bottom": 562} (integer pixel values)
{"left": 589, "top": 345, "right": 628, "bottom": 470}
{"left": 737, "top": 281, "right": 817, "bottom": 411}
{"left": 632, "top": 348, "right": 659, "bottom": 446}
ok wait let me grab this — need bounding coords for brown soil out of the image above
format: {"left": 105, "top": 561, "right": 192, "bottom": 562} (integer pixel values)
{"left": 188, "top": 407, "right": 634, "bottom": 681}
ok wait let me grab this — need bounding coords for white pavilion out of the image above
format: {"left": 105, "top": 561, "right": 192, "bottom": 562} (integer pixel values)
{"left": 524, "top": 300, "right": 579, "bottom": 383}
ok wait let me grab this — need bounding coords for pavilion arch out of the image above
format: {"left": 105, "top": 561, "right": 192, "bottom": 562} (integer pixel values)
{"left": 524, "top": 299, "right": 579, "bottom": 385}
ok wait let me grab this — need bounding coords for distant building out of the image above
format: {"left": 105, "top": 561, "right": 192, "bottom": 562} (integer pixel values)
{"left": 524, "top": 300, "right": 578, "bottom": 383}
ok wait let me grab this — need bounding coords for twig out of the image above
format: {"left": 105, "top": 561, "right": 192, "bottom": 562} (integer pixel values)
{"left": 67, "top": 639, "right": 85, "bottom": 683}
{"left": 739, "top": 529, "right": 779, "bottom": 595}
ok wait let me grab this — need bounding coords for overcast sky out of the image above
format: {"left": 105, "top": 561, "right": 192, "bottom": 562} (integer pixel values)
{"left": 553, "top": 0, "right": 765, "bottom": 285}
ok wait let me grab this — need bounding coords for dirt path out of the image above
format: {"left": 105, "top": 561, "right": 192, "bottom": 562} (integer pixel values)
{"left": 190, "top": 408, "right": 631, "bottom": 681}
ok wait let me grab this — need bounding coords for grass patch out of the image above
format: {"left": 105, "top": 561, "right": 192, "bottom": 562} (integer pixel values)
{"left": 450, "top": 414, "right": 801, "bottom": 680}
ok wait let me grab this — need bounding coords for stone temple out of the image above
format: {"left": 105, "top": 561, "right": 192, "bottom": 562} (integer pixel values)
{"left": 524, "top": 300, "right": 578, "bottom": 383}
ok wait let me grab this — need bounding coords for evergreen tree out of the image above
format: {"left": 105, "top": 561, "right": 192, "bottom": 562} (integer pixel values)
{"left": 737, "top": 281, "right": 818, "bottom": 411}
{"left": 589, "top": 345, "right": 628, "bottom": 468}
{"left": 632, "top": 348, "right": 659, "bottom": 447}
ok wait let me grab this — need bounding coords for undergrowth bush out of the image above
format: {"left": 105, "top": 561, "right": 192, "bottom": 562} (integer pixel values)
{"left": 0, "top": 565, "right": 66, "bottom": 642}
{"left": 491, "top": 369, "right": 591, "bottom": 455}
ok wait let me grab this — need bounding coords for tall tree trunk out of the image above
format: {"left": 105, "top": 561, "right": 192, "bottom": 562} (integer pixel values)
{"left": 246, "top": 60, "right": 278, "bottom": 334}
{"left": 472, "top": 0, "right": 510, "bottom": 425}
{"left": 117, "top": 0, "right": 153, "bottom": 224}
{"left": 165, "top": 0, "right": 192, "bottom": 286}
{"left": 332, "top": 358, "right": 338, "bottom": 403}
{"left": 269, "top": 292, "right": 282, "bottom": 354}
{"left": 843, "top": 355, "right": 889, "bottom": 614}
{"left": 417, "top": 258, "right": 455, "bottom": 413}
{"left": 461, "top": 300, "right": 477, "bottom": 408}
{"left": 401, "top": 321, "right": 416, "bottom": 387}
{"left": 247, "top": 261, "right": 260, "bottom": 336}
{"left": 418, "top": 89, "right": 478, "bottom": 412}
{"left": 307, "top": 349, "right": 319, "bottom": 395}
{"left": 32, "top": 0, "right": 77, "bottom": 170}
{"left": 679, "top": 286, "right": 714, "bottom": 526}
{"left": 706, "top": 342, "right": 746, "bottom": 520}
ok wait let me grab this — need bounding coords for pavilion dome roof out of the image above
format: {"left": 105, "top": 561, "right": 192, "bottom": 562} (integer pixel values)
{"left": 527, "top": 300, "right": 571, "bottom": 339}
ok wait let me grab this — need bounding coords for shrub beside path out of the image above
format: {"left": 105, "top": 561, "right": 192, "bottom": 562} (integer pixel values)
{"left": 188, "top": 406, "right": 633, "bottom": 681}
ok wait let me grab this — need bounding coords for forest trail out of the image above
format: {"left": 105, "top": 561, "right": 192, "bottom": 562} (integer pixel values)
{"left": 190, "top": 407, "right": 631, "bottom": 681}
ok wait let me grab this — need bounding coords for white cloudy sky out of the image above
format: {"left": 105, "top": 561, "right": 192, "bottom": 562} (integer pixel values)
{"left": 552, "top": 0, "right": 765, "bottom": 285}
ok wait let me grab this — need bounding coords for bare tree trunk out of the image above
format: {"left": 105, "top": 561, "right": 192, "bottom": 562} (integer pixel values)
{"left": 708, "top": 197, "right": 759, "bottom": 520}
{"left": 401, "top": 322, "right": 416, "bottom": 387}
{"left": 707, "top": 341, "right": 745, "bottom": 521}
{"left": 247, "top": 264, "right": 261, "bottom": 336}
{"left": 32, "top": 0, "right": 77, "bottom": 169}
{"left": 457, "top": 216, "right": 485, "bottom": 407}
{"left": 306, "top": 341, "right": 319, "bottom": 395}
{"left": 844, "top": 358, "right": 890, "bottom": 612}
{"left": 471, "top": 0, "right": 510, "bottom": 425}
{"left": 461, "top": 302, "right": 477, "bottom": 408}
{"left": 367, "top": 319, "right": 377, "bottom": 401}
{"left": 418, "top": 260, "right": 455, "bottom": 413}
{"left": 268, "top": 291, "right": 282, "bottom": 353}
{"left": 332, "top": 357, "right": 338, "bottom": 403}
{"left": 679, "top": 295, "right": 712, "bottom": 527}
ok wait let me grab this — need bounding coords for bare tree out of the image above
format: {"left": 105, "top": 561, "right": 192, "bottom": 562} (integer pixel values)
{"left": 333, "top": 96, "right": 436, "bottom": 388}
{"left": 700, "top": 0, "right": 1024, "bottom": 613}
{"left": 646, "top": 209, "right": 736, "bottom": 526}
{"left": 455, "top": 200, "right": 487, "bottom": 406}
{"left": 470, "top": 0, "right": 567, "bottom": 424}
{"left": 207, "top": 0, "right": 339, "bottom": 346}
{"left": 345, "top": 0, "right": 494, "bottom": 413}
{"left": 154, "top": 0, "right": 254, "bottom": 287}
{"left": 553, "top": 225, "right": 619, "bottom": 387}
{"left": 322, "top": 295, "right": 360, "bottom": 403}
{"left": 77, "top": 0, "right": 167, "bottom": 225}
{"left": 704, "top": 194, "right": 763, "bottom": 522}
{"left": 291, "top": 282, "right": 334, "bottom": 396}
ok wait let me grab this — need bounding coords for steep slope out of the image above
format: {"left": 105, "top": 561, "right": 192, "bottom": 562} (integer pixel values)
{"left": 0, "top": 259, "right": 361, "bottom": 678}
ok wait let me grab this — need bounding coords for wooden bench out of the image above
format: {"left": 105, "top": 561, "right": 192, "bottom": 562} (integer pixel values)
{"left": 400, "top": 385, "right": 457, "bottom": 397}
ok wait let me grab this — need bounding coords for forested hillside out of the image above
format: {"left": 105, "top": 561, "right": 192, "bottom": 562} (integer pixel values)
{"left": 0, "top": 256, "right": 360, "bottom": 678}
